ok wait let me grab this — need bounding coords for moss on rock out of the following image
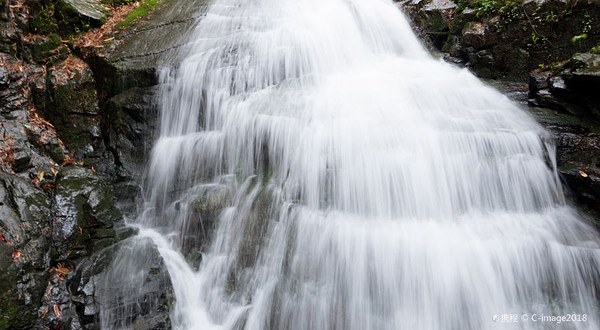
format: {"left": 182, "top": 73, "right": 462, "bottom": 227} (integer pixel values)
{"left": 117, "top": 0, "right": 161, "bottom": 27}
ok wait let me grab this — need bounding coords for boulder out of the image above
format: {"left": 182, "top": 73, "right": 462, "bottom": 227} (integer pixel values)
{"left": 462, "top": 21, "right": 498, "bottom": 50}
{"left": 55, "top": 0, "right": 108, "bottom": 32}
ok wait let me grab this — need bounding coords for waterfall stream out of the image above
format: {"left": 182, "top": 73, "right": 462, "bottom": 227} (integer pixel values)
{"left": 101, "top": 0, "right": 600, "bottom": 329}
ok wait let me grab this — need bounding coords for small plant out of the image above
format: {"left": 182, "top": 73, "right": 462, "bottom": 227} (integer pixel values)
{"left": 571, "top": 33, "right": 587, "bottom": 44}
{"left": 544, "top": 12, "right": 559, "bottom": 24}
{"left": 531, "top": 33, "right": 540, "bottom": 45}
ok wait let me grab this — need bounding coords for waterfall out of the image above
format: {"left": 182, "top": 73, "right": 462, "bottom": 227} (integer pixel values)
{"left": 101, "top": 0, "right": 600, "bottom": 329}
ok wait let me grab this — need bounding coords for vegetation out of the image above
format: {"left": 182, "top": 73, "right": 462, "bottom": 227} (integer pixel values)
{"left": 117, "top": 0, "right": 161, "bottom": 27}
{"left": 30, "top": 3, "right": 59, "bottom": 35}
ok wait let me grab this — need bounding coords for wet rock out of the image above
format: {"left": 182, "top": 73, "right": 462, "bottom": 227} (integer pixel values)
{"left": 565, "top": 53, "right": 600, "bottom": 86}
{"left": 418, "top": 0, "right": 456, "bottom": 49}
{"left": 529, "top": 69, "right": 553, "bottom": 94}
{"left": 104, "top": 87, "right": 158, "bottom": 181}
{"left": 555, "top": 131, "right": 600, "bottom": 212}
{"left": 529, "top": 52, "right": 600, "bottom": 120}
{"left": 0, "top": 67, "right": 8, "bottom": 90}
{"left": 12, "top": 149, "right": 32, "bottom": 173}
{"left": 53, "top": 166, "right": 123, "bottom": 261}
{"left": 31, "top": 33, "right": 70, "bottom": 65}
{"left": 183, "top": 183, "right": 233, "bottom": 260}
{"left": 78, "top": 0, "right": 209, "bottom": 96}
{"left": 0, "top": 174, "right": 53, "bottom": 330}
{"left": 44, "top": 56, "right": 105, "bottom": 162}
{"left": 70, "top": 236, "right": 172, "bottom": 330}
{"left": 462, "top": 21, "right": 498, "bottom": 50}
{"left": 36, "top": 268, "right": 84, "bottom": 330}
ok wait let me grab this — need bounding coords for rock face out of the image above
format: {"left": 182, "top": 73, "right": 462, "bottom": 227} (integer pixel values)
{"left": 79, "top": 0, "right": 207, "bottom": 96}
{"left": 0, "top": 0, "right": 207, "bottom": 328}
{"left": 529, "top": 52, "right": 600, "bottom": 119}
{"left": 526, "top": 51, "right": 600, "bottom": 213}
{"left": 399, "top": 0, "right": 600, "bottom": 80}
{"left": 0, "top": 174, "right": 53, "bottom": 330}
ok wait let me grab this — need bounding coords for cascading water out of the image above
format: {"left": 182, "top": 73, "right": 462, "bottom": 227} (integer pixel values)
{"left": 100, "top": 0, "right": 600, "bottom": 329}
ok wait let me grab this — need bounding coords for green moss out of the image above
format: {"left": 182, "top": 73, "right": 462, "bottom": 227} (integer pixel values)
{"left": 0, "top": 258, "right": 29, "bottom": 330}
{"left": 30, "top": 3, "right": 59, "bottom": 35}
{"left": 32, "top": 33, "right": 63, "bottom": 62}
{"left": 117, "top": 0, "right": 161, "bottom": 27}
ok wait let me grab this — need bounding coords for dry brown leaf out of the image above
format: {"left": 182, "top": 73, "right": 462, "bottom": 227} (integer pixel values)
{"left": 53, "top": 305, "right": 61, "bottom": 318}
{"left": 12, "top": 250, "right": 21, "bottom": 261}
{"left": 0, "top": 234, "right": 10, "bottom": 245}
{"left": 55, "top": 263, "right": 70, "bottom": 276}
{"left": 579, "top": 170, "right": 589, "bottom": 178}
{"left": 41, "top": 306, "right": 49, "bottom": 319}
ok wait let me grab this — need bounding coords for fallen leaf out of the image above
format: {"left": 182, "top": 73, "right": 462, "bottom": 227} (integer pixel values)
{"left": 37, "top": 171, "right": 44, "bottom": 182}
{"left": 53, "top": 305, "right": 60, "bottom": 318}
{"left": 579, "top": 170, "right": 589, "bottom": 178}
{"left": 12, "top": 250, "right": 21, "bottom": 261}
{"left": 41, "top": 306, "right": 49, "bottom": 318}
{"left": 0, "top": 234, "right": 10, "bottom": 245}
{"left": 55, "top": 263, "right": 70, "bottom": 276}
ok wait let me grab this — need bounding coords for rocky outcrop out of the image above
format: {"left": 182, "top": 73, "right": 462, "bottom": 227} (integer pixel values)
{"left": 529, "top": 52, "right": 600, "bottom": 119}
{"left": 0, "top": 0, "right": 200, "bottom": 328}
{"left": 77, "top": 0, "right": 207, "bottom": 96}
{"left": 399, "top": 0, "right": 600, "bottom": 80}
{"left": 526, "top": 51, "right": 600, "bottom": 213}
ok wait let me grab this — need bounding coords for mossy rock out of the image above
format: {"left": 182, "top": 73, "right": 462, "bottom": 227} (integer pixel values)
{"left": 31, "top": 33, "right": 70, "bottom": 64}
{"left": 30, "top": 3, "right": 59, "bottom": 35}
{"left": 116, "top": 0, "right": 161, "bottom": 27}
{"left": 55, "top": 0, "right": 108, "bottom": 36}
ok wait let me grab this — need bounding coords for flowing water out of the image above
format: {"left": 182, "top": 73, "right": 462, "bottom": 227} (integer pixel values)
{"left": 101, "top": 0, "right": 600, "bottom": 329}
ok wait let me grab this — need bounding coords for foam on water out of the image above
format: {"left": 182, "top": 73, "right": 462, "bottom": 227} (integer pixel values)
{"left": 100, "top": 0, "right": 600, "bottom": 329}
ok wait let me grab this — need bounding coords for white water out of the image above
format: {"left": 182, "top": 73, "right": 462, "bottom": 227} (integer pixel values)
{"left": 102, "top": 0, "right": 600, "bottom": 329}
